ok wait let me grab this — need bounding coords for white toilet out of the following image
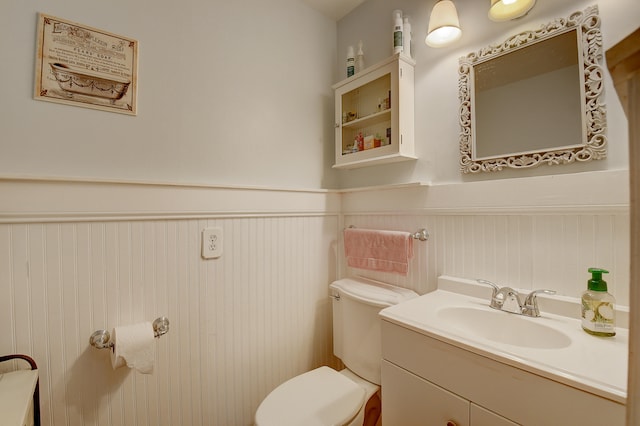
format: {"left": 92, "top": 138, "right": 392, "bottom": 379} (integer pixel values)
{"left": 255, "top": 276, "right": 418, "bottom": 426}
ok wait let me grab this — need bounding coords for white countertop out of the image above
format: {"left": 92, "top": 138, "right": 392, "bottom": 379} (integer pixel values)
{"left": 380, "top": 281, "right": 628, "bottom": 404}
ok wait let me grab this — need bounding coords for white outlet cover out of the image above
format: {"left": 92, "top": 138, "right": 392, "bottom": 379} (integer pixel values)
{"left": 202, "top": 227, "right": 223, "bottom": 259}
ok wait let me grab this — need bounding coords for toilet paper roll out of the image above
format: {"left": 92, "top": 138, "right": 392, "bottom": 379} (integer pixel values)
{"left": 110, "top": 321, "right": 155, "bottom": 374}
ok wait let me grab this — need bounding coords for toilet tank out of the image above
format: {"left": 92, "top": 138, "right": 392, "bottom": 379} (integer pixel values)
{"left": 330, "top": 277, "right": 418, "bottom": 385}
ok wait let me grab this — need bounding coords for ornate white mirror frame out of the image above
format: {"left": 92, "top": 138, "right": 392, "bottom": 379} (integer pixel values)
{"left": 458, "top": 5, "right": 607, "bottom": 173}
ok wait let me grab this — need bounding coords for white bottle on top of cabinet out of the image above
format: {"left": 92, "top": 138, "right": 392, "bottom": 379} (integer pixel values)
{"left": 332, "top": 53, "right": 416, "bottom": 169}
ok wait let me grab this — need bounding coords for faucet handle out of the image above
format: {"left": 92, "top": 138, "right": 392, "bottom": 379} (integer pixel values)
{"left": 523, "top": 289, "right": 556, "bottom": 317}
{"left": 477, "top": 279, "right": 505, "bottom": 310}
{"left": 476, "top": 279, "right": 500, "bottom": 294}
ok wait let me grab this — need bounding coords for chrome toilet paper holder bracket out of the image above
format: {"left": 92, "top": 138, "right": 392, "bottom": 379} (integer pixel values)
{"left": 89, "top": 317, "right": 170, "bottom": 350}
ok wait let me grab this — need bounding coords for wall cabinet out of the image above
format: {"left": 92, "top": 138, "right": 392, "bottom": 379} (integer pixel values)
{"left": 332, "top": 54, "right": 416, "bottom": 169}
{"left": 381, "top": 320, "right": 626, "bottom": 425}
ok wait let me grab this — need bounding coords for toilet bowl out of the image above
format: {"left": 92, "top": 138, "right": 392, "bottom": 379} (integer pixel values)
{"left": 254, "top": 277, "right": 418, "bottom": 426}
{"left": 254, "top": 366, "right": 379, "bottom": 426}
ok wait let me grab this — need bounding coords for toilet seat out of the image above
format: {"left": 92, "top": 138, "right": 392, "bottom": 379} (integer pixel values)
{"left": 255, "top": 366, "right": 365, "bottom": 426}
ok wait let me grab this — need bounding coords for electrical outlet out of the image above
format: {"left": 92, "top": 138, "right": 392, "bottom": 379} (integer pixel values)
{"left": 202, "top": 227, "right": 223, "bottom": 259}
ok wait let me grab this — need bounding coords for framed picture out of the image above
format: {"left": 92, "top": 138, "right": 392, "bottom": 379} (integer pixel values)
{"left": 34, "top": 13, "right": 138, "bottom": 115}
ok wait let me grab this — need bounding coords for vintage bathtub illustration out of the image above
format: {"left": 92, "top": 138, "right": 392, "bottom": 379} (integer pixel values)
{"left": 34, "top": 13, "right": 137, "bottom": 115}
{"left": 48, "top": 63, "right": 130, "bottom": 103}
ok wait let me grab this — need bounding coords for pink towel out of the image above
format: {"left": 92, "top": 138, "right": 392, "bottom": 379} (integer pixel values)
{"left": 344, "top": 228, "right": 414, "bottom": 275}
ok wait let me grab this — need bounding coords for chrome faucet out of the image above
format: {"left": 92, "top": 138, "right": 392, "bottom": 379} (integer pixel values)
{"left": 476, "top": 279, "right": 556, "bottom": 317}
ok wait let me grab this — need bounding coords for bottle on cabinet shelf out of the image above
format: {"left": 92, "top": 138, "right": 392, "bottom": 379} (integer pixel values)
{"left": 346, "top": 45, "right": 355, "bottom": 77}
{"left": 356, "top": 41, "right": 365, "bottom": 73}
{"left": 403, "top": 16, "right": 412, "bottom": 58}
{"left": 392, "top": 10, "right": 404, "bottom": 54}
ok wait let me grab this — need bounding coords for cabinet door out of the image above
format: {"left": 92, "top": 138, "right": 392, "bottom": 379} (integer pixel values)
{"left": 382, "top": 360, "right": 469, "bottom": 426}
{"left": 470, "top": 403, "right": 518, "bottom": 426}
{"left": 332, "top": 54, "right": 416, "bottom": 169}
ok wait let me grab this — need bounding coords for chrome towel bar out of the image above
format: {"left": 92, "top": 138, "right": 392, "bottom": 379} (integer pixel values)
{"left": 347, "top": 226, "right": 429, "bottom": 242}
{"left": 410, "top": 229, "right": 429, "bottom": 241}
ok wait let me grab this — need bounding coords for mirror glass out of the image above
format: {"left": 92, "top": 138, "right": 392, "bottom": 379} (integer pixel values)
{"left": 458, "top": 6, "right": 607, "bottom": 173}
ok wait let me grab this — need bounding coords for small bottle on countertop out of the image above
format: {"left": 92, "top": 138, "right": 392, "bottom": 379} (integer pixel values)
{"left": 581, "top": 267, "right": 616, "bottom": 337}
{"left": 346, "top": 45, "right": 355, "bottom": 77}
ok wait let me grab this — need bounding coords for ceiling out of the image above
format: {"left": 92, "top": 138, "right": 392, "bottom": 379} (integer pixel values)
{"left": 299, "top": 0, "right": 367, "bottom": 21}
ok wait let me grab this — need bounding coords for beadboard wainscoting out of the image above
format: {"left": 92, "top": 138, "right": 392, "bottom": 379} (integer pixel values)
{"left": 343, "top": 212, "right": 630, "bottom": 306}
{"left": 0, "top": 170, "right": 630, "bottom": 425}
{"left": 339, "top": 171, "right": 631, "bottom": 307}
{"left": 0, "top": 178, "right": 342, "bottom": 426}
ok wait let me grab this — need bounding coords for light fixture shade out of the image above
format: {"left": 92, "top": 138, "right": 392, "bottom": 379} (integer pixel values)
{"left": 489, "top": 0, "right": 536, "bottom": 22}
{"left": 425, "top": 0, "right": 462, "bottom": 48}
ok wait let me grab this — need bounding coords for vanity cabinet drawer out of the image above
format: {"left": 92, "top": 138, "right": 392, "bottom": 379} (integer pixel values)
{"left": 470, "top": 404, "right": 517, "bottom": 426}
{"left": 381, "top": 360, "right": 517, "bottom": 426}
{"left": 381, "top": 320, "right": 625, "bottom": 426}
{"left": 382, "top": 360, "right": 470, "bottom": 426}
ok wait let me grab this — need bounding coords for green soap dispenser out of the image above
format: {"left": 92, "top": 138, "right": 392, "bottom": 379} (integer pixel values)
{"left": 581, "top": 268, "right": 616, "bottom": 337}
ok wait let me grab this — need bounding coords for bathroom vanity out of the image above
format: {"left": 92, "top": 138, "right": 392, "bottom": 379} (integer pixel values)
{"left": 380, "top": 277, "right": 627, "bottom": 425}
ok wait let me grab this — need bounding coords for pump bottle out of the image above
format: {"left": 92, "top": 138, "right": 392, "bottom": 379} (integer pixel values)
{"left": 581, "top": 268, "right": 616, "bottom": 337}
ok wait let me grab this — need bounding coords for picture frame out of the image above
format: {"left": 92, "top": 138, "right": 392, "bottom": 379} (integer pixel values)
{"left": 34, "top": 13, "right": 138, "bottom": 115}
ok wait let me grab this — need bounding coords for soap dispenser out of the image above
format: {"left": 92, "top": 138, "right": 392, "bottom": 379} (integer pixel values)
{"left": 581, "top": 268, "right": 616, "bottom": 336}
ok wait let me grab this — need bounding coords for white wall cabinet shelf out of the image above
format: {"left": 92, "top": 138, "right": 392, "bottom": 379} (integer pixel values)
{"left": 381, "top": 320, "right": 625, "bottom": 425}
{"left": 332, "top": 54, "right": 416, "bottom": 169}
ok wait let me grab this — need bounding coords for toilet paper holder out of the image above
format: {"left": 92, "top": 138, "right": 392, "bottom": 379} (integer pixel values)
{"left": 89, "top": 317, "right": 170, "bottom": 350}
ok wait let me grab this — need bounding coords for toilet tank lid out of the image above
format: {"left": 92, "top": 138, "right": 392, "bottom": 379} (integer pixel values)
{"left": 330, "top": 277, "right": 418, "bottom": 307}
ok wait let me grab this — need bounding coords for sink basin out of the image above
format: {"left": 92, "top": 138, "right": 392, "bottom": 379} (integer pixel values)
{"left": 437, "top": 306, "right": 572, "bottom": 349}
{"left": 379, "top": 281, "right": 628, "bottom": 404}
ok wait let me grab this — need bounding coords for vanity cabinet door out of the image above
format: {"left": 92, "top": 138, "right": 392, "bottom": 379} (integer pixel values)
{"left": 470, "top": 404, "right": 518, "bottom": 426}
{"left": 382, "top": 360, "right": 469, "bottom": 426}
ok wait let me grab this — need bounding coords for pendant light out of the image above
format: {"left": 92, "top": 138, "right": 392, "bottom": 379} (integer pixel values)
{"left": 425, "top": 0, "right": 462, "bottom": 48}
{"left": 488, "top": 0, "right": 536, "bottom": 22}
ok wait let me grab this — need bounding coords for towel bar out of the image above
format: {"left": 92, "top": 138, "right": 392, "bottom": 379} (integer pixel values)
{"left": 347, "top": 226, "right": 429, "bottom": 242}
{"left": 410, "top": 229, "right": 429, "bottom": 241}
{"left": 89, "top": 317, "right": 169, "bottom": 350}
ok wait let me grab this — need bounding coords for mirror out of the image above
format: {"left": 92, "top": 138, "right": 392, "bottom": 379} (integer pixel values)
{"left": 458, "top": 5, "right": 607, "bottom": 173}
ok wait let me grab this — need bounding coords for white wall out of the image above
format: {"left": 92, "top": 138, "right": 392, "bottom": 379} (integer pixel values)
{"left": 0, "top": 179, "right": 342, "bottom": 426}
{"left": 0, "top": 1, "right": 345, "bottom": 424}
{"left": 0, "top": 0, "right": 338, "bottom": 189}
{"left": 336, "top": 0, "right": 638, "bottom": 187}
